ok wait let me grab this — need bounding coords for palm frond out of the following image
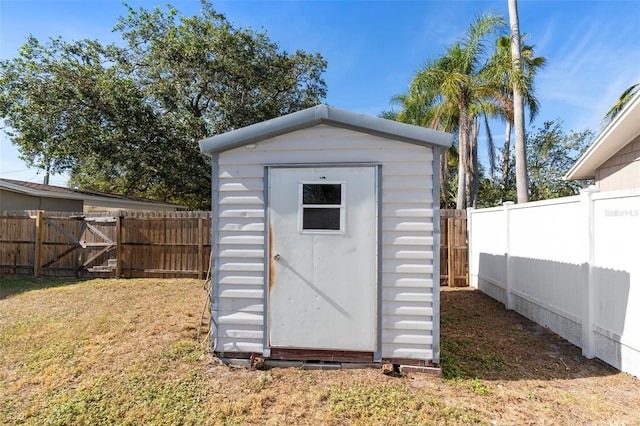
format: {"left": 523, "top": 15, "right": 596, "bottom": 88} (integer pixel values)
{"left": 602, "top": 82, "right": 640, "bottom": 126}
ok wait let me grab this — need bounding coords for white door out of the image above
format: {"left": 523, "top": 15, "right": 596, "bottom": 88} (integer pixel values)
{"left": 268, "top": 166, "right": 377, "bottom": 351}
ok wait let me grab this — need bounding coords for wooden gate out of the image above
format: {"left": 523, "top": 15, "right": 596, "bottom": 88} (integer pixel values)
{"left": 35, "top": 211, "right": 118, "bottom": 276}
{"left": 440, "top": 209, "right": 468, "bottom": 286}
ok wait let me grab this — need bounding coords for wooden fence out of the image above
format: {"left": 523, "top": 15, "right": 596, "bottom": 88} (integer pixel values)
{"left": 1, "top": 209, "right": 468, "bottom": 284}
{"left": 440, "top": 209, "right": 468, "bottom": 287}
{"left": 0, "top": 210, "right": 211, "bottom": 279}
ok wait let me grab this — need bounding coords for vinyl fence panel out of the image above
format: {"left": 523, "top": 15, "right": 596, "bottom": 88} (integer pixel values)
{"left": 468, "top": 189, "right": 640, "bottom": 378}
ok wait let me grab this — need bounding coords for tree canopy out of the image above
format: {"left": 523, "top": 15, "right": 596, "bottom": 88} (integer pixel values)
{"left": 387, "top": 11, "right": 550, "bottom": 209}
{"left": 477, "top": 119, "right": 594, "bottom": 207}
{"left": 0, "top": 1, "right": 327, "bottom": 209}
{"left": 391, "top": 14, "right": 507, "bottom": 209}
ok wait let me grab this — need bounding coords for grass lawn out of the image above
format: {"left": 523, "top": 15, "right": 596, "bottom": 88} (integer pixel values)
{"left": 1, "top": 276, "right": 638, "bottom": 425}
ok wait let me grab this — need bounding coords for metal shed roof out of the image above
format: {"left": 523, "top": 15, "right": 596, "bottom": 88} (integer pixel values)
{"left": 199, "top": 104, "right": 453, "bottom": 155}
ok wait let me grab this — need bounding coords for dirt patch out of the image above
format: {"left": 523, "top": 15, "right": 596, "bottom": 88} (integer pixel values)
{"left": 440, "top": 286, "right": 614, "bottom": 381}
{"left": 438, "top": 286, "right": 640, "bottom": 424}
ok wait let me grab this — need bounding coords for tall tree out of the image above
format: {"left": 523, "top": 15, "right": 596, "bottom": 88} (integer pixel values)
{"left": 485, "top": 35, "right": 546, "bottom": 187}
{"left": 0, "top": 1, "right": 327, "bottom": 209}
{"left": 408, "top": 14, "right": 506, "bottom": 209}
{"left": 508, "top": 0, "right": 529, "bottom": 203}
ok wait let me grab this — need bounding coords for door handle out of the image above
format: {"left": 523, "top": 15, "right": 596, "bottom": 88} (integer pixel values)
{"left": 273, "top": 253, "right": 281, "bottom": 261}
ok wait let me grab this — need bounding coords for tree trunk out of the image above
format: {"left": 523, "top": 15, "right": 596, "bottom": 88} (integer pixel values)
{"left": 509, "top": 0, "right": 529, "bottom": 203}
{"left": 483, "top": 114, "right": 495, "bottom": 183}
{"left": 456, "top": 106, "right": 469, "bottom": 209}
{"left": 502, "top": 120, "right": 512, "bottom": 186}
{"left": 470, "top": 115, "right": 479, "bottom": 208}
{"left": 440, "top": 151, "right": 450, "bottom": 208}
{"left": 456, "top": 147, "right": 466, "bottom": 209}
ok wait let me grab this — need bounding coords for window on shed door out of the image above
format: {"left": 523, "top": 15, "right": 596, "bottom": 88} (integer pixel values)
{"left": 300, "top": 182, "right": 345, "bottom": 232}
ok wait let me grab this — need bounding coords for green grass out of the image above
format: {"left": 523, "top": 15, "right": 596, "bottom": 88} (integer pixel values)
{"left": 0, "top": 277, "right": 214, "bottom": 425}
{"left": 440, "top": 337, "right": 506, "bottom": 380}
{"left": 1, "top": 278, "right": 637, "bottom": 425}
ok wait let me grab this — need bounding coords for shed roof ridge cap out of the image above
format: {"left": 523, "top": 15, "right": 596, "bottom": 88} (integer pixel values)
{"left": 199, "top": 104, "right": 453, "bottom": 155}
{"left": 315, "top": 104, "right": 330, "bottom": 119}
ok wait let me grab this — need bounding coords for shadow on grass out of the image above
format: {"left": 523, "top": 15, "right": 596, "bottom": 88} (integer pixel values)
{"left": 0, "top": 275, "right": 86, "bottom": 299}
{"left": 440, "top": 287, "right": 619, "bottom": 381}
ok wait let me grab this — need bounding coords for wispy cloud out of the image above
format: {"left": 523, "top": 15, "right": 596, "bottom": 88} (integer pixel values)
{"left": 535, "top": 8, "right": 640, "bottom": 131}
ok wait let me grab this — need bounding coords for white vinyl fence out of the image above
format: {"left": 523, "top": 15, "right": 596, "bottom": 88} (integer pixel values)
{"left": 468, "top": 188, "right": 640, "bottom": 378}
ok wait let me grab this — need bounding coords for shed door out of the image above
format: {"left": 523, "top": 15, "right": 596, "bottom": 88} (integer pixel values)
{"left": 268, "top": 166, "right": 377, "bottom": 351}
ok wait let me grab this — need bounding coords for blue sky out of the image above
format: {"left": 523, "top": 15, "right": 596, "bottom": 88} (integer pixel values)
{"left": 1, "top": 0, "right": 639, "bottom": 186}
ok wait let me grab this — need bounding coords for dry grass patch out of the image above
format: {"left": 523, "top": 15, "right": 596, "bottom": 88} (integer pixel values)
{"left": 1, "top": 276, "right": 209, "bottom": 424}
{"left": 1, "top": 277, "right": 638, "bottom": 425}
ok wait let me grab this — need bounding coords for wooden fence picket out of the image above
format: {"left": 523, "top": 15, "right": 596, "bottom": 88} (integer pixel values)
{"left": 440, "top": 209, "right": 468, "bottom": 286}
{"left": 0, "top": 210, "right": 212, "bottom": 279}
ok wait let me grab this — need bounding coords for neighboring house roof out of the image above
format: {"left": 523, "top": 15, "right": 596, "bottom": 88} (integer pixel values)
{"left": 199, "top": 104, "right": 454, "bottom": 155}
{"left": 0, "top": 178, "right": 186, "bottom": 210}
{"left": 565, "top": 91, "right": 640, "bottom": 180}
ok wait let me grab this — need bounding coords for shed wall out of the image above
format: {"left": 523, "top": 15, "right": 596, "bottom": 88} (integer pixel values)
{"left": 215, "top": 124, "right": 436, "bottom": 360}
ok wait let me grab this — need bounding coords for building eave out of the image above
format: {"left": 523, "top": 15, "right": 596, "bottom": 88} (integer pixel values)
{"left": 0, "top": 179, "right": 185, "bottom": 210}
{"left": 565, "top": 92, "right": 640, "bottom": 181}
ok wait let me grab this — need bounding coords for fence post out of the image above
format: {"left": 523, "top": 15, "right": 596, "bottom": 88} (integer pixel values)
{"left": 198, "top": 217, "right": 205, "bottom": 280}
{"left": 447, "top": 218, "right": 454, "bottom": 286}
{"left": 466, "top": 208, "right": 474, "bottom": 287}
{"left": 115, "top": 212, "right": 123, "bottom": 279}
{"left": 503, "top": 202, "right": 514, "bottom": 310}
{"left": 34, "top": 210, "right": 44, "bottom": 276}
{"left": 581, "top": 186, "right": 599, "bottom": 358}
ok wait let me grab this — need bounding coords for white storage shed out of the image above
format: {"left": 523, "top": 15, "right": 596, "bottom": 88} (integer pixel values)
{"left": 199, "top": 105, "right": 453, "bottom": 369}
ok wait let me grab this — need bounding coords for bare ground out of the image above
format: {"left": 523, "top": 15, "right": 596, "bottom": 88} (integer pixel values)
{"left": 0, "top": 277, "right": 638, "bottom": 425}
{"left": 437, "top": 286, "right": 640, "bottom": 424}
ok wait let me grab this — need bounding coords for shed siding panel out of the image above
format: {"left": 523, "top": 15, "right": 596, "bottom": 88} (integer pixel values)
{"left": 218, "top": 312, "right": 263, "bottom": 326}
{"left": 219, "top": 325, "right": 264, "bottom": 340}
{"left": 382, "top": 275, "right": 434, "bottom": 288}
{"left": 383, "top": 218, "right": 434, "bottom": 232}
{"left": 218, "top": 271, "right": 264, "bottom": 286}
{"left": 218, "top": 340, "right": 263, "bottom": 353}
{"left": 215, "top": 125, "right": 436, "bottom": 360}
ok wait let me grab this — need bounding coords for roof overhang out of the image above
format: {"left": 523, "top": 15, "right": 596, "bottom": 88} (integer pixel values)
{"left": 199, "top": 104, "right": 454, "bottom": 155}
{"left": 0, "top": 180, "right": 185, "bottom": 210}
{"left": 565, "top": 92, "right": 640, "bottom": 181}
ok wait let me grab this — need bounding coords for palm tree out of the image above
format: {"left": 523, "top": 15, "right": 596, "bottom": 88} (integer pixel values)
{"left": 389, "top": 91, "right": 459, "bottom": 207}
{"left": 485, "top": 35, "right": 546, "bottom": 188}
{"left": 602, "top": 82, "right": 640, "bottom": 125}
{"left": 508, "top": 0, "right": 529, "bottom": 203}
{"left": 408, "top": 14, "right": 506, "bottom": 209}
